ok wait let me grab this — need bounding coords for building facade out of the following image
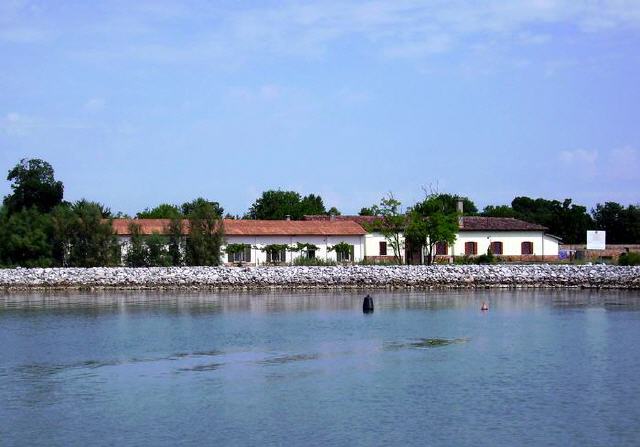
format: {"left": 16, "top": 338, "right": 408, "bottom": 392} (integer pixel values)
{"left": 112, "top": 214, "right": 561, "bottom": 266}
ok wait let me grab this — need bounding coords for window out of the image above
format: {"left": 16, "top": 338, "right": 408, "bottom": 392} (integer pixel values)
{"left": 336, "top": 245, "right": 354, "bottom": 262}
{"left": 228, "top": 246, "right": 251, "bottom": 263}
{"left": 465, "top": 242, "right": 477, "bottom": 255}
{"left": 267, "top": 249, "right": 286, "bottom": 263}
{"left": 306, "top": 249, "right": 316, "bottom": 259}
{"left": 490, "top": 241, "right": 503, "bottom": 255}
{"left": 435, "top": 242, "right": 448, "bottom": 255}
{"left": 379, "top": 241, "right": 387, "bottom": 256}
{"left": 521, "top": 241, "right": 533, "bottom": 255}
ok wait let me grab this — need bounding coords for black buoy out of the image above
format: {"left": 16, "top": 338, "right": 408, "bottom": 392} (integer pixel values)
{"left": 363, "top": 294, "right": 374, "bottom": 313}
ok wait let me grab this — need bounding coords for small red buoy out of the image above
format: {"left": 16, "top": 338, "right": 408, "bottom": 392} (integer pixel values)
{"left": 481, "top": 302, "right": 489, "bottom": 311}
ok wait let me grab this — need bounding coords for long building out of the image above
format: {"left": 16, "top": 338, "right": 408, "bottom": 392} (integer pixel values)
{"left": 112, "top": 213, "right": 560, "bottom": 265}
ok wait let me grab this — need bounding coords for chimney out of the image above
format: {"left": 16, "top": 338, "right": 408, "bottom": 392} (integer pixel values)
{"left": 457, "top": 199, "right": 464, "bottom": 228}
{"left": 285, "top": 215, "right": 291, "bottom": 221}
{"left": 330, "top": 214, "right": 336, "bottom": 221}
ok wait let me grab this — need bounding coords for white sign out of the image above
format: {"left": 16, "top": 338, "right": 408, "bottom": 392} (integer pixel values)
{"left": 586, "top": 230, "right": 606, "bottom": 250}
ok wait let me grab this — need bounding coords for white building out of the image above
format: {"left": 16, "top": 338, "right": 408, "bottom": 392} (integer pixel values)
{"left": 112, "top": 218, "right": 366, "bottom": 265}
{"left": 112, "top": 214, "right": 560, "bottom": 265}
{"left": 303, "top": 215, "right": 560, "bottom": 263}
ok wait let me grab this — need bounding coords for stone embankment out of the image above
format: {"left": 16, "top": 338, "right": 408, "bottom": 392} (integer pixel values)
{"left": 0, "top": 265, "right": 639, "bottom": 290}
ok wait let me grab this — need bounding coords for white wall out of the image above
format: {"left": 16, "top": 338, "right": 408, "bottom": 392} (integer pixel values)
{"left": 452, "top": 231, "right": 559, "bottom": 257}
{"left": 223, "top": 235, "right": 365, "bottom": 265}
{"left": 364, "top": 232, "right": 405, "bottom": 258}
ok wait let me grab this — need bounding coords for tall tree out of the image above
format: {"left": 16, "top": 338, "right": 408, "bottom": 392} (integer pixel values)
{"left": 420, "top": 193, "right": 477, "bottom": 215}
{"left": 125, "top": 222, "right": 148, "bottom": 267}
{"left": 136, "top": 203, "right": 183, "bottom": 219}
{"left": 4, "top": 158, "right": 64, "bottom": 214}
{"left": 482, "top": 197, "right": 593, "bottom": 243}
{"left": 359, "top": 205, "right": 380, "bottom": 216}
{"left": 246, "top": 190, "right": 327, "bottom": 220}
{"left": 167, "top": 218, "right": 185, "bottom": 266}
{"left": 366, "top": 193, "right": 405, "bottom": 263}
{"left": 0, "top": 206, "right": 54, "bottom": 267}
{"left": 406, "top": 194, "right": 458, "bottom": 265}
{"left": 181, "top": 198, "right": 224, "bottom": 217}
{"left": 592, "top": 202, "right": 640, "bottom": 244}
{"left": 185, "top": 200, "right": 223, "bottom": 266}
{"left": 52, "top": 200, "right": 120, "bottom": 267}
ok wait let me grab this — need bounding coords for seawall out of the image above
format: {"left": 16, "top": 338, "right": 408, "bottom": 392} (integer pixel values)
{"left": 1, "top": 265, "right": 639, "bottom": 290}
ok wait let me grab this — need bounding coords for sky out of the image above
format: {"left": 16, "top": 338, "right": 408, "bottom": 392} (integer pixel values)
{"left": 1, "top": 0, "right": 639, "bottom": 216}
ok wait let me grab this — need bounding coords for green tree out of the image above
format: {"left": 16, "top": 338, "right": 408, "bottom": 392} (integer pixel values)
{"left": 4, "top": 158, "right": 64, "bottom": 214}
{"left": 405, "top": 194, "right": 459, "bottom": 265}
{"left": 359, "top": 205, "right": 380, "bottom": 216}
{"left": 181, "top": 198, "right": 224, "bottom": 218}
{"left": 245, "top": 190, "right": 327, "bottom": 220}
{"left": 145, "top": 233, "right": 171, "bottom": 267}
{"left": 167, "top": 218, "right": 185, "bottom": 266}
{"left": 125, "top": 222, "right": 148, "bottom": 267}
{"left": 482, "top": 197, "right": 593, "bottom": 243}
{"left": 53, "top": 200, "right": 120, "bottom": 267}
{"left": 185, "top": 200, "right": 223, "bottom": 266}
{"left": 366, "top": 193, "right": 405, "bottom": 263}
{"left": 0, "top": 206, "right": 54, "bottom": 267}
{"left": 417, "top": 193, "right": 477, "bottom": 215}
{"left": 327, "top": 206, "right": 341, "bottom": 216}
{"left": 136, "top": 203, "right": 183, "bottom": 219}
{"left": 592, "top": 202, "right": 640, "bottom": 244}
{"left": 481, "top": 205, "right": 520, "bottom": 218}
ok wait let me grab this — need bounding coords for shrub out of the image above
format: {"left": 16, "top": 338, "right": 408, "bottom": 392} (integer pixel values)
{"left": 618, "top": 252, "right": 640, "bottom": 266}
{"left": 292, "top": 257, "right": 337, "bottom": 266}
{"left": 358, "top": 258, "right": 402, "bottom": 266}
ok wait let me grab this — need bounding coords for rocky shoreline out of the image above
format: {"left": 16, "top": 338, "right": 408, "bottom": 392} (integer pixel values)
{"left": 0, "top": 265, "right": 639, "bottom": 290}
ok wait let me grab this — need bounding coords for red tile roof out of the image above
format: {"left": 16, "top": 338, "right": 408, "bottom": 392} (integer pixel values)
{"left": 459, "top": 217, "right": 547, "bottom": 231}
{"left": 112, "top": 219, "right": 366, "bottom": 236}
{"left": 305, "top": 215, "right": 548, "bottom": 232}
{"left": 303, "top": 215, "right": 383, "bottom": 225}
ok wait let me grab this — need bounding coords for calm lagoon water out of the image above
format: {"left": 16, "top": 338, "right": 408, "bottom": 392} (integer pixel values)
{"left": 1, "top": 289, "right": 640, "bottom": 446}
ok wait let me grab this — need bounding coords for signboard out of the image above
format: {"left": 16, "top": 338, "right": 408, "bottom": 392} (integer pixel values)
{"left": 586, "top": 230, "right": 606, "bottom": 250}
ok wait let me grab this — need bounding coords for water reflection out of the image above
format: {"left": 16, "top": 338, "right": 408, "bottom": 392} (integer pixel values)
{"left": 2, "top": 289, "right": 640, "bottom": 446}
{"left": 1, "top": 289, "right": 639, "bottom": 315}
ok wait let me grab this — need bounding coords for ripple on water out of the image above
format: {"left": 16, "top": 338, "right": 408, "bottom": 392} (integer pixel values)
{"left": 384, "top": 337, "right": 470, "bottom": 351}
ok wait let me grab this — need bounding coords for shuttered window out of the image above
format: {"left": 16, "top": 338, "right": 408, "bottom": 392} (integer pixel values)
{"left": 228, "top": 246, "right": 252, "bottom": 263}
{"left": 379, "top": 241, "right": 387, "bottom": 256}
{"left": 337, "top": 245, "right": 354, "bottom": 262}
{"left": 490, "top": 241, "right": 503, "bottom": 255}
{"left": 267, "top": 249, "right": 286, "bottom": 263}
{"left": 435, "top": 242, "right": 448, "bottom": 255}
{"left": 521, "top": 242, "right": 533, "bottom": 255}
{"left": 465, "top": 242, "right": 477, "bottom": 255}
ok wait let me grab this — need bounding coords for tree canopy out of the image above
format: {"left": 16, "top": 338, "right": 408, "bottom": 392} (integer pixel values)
{"left": 245, "top": 190, "right": 328, "bottom": 220}
{"left": 136, "top": 203, "right": 183, "bottom": 219}
{"left": 181, "top": 198, "right": 223, "bottom": 218}
{"left": 4, "top": 158, "right": 64, "bottom": 214}
{"left": 481, "top": 197, "right": 593, "bottom": 243}
{"left": 592, "top": 202, "right": 640, "bottom": 244}
{"left": 184, "top": 198, "right": 224, "bottom": 266}
{"left": 405, "top": 194, "right": 459, "bottom": 265}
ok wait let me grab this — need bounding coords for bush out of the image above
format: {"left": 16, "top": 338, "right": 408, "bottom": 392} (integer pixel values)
{"left": 358, "top": 258, "right": 402, "bottom": 266}
{"left": 292, "top": 257, "right": 337, "bottom": 266}
{"left": 618, "top": 252, "right": 640, "bottom": 266}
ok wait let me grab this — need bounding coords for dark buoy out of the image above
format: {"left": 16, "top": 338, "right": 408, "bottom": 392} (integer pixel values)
{"left": 481, "top": 302, "right": 489, "bottom": 311}
{"left": 363, "top": 295, "right": 374, "bottom": 313}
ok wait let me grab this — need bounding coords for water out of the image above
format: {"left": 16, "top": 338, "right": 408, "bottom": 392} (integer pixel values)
{"left": 1, "top": 289, "right": 640, "bottom": 446}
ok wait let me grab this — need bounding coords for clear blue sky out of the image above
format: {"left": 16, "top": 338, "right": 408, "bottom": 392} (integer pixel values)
{"left": 1, "top": 1, "right": 639, "bottom": 216}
